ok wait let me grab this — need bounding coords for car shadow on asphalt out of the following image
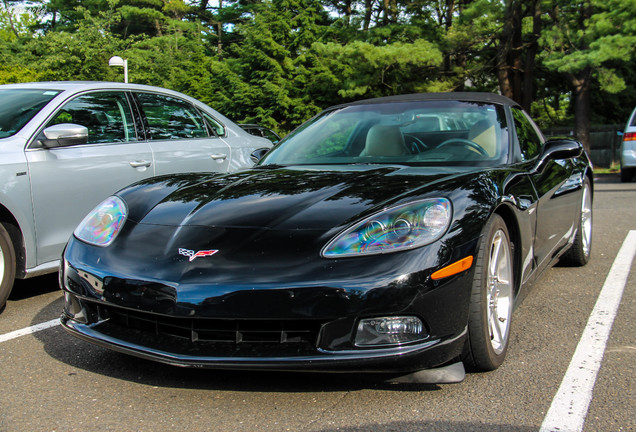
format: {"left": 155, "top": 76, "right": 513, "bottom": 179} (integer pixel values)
{"left": 8, "top": 273, "right": 60, "bottom": 301}
{"left": 31, "top": 295, "right": 446, "bottom": 393}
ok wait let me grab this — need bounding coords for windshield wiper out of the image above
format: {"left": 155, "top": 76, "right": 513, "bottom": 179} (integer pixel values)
{"left": 255, "top": 163, "right": 287, "bottom": 169}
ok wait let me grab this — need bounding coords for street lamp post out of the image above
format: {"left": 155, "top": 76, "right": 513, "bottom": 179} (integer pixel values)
{"left": 108, "top": 56, "right": 128, "bottom": 83}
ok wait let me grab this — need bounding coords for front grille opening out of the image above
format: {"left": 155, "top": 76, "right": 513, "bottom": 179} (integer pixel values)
{"left": 94, "top": 303, "right": 324, "bottom": 349}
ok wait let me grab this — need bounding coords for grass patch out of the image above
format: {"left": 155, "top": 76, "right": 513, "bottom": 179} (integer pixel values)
{"left": 593, "top": 162, "right": 620, "bottom": 174}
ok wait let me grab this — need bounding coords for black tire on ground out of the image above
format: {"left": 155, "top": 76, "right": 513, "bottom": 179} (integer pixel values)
{"left": 0, "top": 223, "right": 17, "bottom": 311}
{"left": 462, "top": 214, "right": 514, "bottom": 372}
{"left": 560, "top": 177, "right": 593, "bottom": 267}
{"left": 620, "top": 168, "right": 633, "bottom": 183}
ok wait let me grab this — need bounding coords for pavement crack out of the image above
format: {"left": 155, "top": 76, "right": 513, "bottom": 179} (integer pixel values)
{"left": 299, "top": 390, "right": 352, "bottom": 431}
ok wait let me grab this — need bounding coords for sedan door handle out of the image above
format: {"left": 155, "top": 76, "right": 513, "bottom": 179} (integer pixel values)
{"left": 129, "top": 160, "right": 152, "bottom": 168}
{"left": 210, "top": 153, "right": 227, "bottom": 161}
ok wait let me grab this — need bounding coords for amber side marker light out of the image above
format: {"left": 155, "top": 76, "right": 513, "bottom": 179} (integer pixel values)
{"left": 431, "top": 256, "right": 474, "bottom": 280}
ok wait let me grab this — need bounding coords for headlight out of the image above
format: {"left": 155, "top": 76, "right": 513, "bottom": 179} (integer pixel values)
{"left": 322, "top": 198, "right": 451, "bottom": 258}
{"left": 74, "top": 196, "right": 127, "bottom": 247}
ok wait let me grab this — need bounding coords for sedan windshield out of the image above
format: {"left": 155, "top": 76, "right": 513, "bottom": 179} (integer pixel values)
{"left": 0, "top": 89, "right": 61, "bottom": 138}
{"left": 260, "top": 100, "right": 509, "bottom": 167}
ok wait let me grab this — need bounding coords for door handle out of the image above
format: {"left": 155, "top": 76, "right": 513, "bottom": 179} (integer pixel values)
{"left": 210, "top": 153, "right": 227, "bottom": 161}
{"left": 129, "top": 160, "right": 152, "bottom": 168}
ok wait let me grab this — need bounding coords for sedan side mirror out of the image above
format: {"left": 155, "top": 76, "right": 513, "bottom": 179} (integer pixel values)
{"left": 36, "top": 123, "right": 88, "bottom": 148}
{"left": 250, "top": 147, "right": 270, "bottom": 164}
{"left": 533, "top": 139, "right": 583, "bottom": 173}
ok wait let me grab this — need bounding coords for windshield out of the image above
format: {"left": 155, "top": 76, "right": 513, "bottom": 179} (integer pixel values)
{"left": 0, "top": 89, "right": 61, "bottom": 138}
{"left": 260, "top": 100, "right": 509, "bottom": 167}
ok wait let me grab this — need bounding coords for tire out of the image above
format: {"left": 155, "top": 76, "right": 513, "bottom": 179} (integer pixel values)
{"left": 620, "top": 167, "right": 633, "bottom": 183}
{"left": 463, "top": 214, "right": 514, "bottom": 372}
{"left": 560, "top": 178, "right": 592, "bottom": 267}
{"left": 0, "top": 223, "right": 17, "bottom": 311}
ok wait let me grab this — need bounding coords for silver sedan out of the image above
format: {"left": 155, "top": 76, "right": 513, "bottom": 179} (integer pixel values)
{"left": 0, "top": 81, "right": 273, "bottom": 310}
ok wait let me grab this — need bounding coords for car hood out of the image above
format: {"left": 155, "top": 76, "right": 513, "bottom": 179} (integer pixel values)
{"left": 123, "top": 165, "right": 476, "bottom": 231}
{"left": 67, "top": 164, "right": 488, "bottom": 316}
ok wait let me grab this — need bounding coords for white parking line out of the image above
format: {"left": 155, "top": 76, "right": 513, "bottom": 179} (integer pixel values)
{"left": 0, "top": 318, "right": 60, "bottom": 343}
{"left": 540, "top": 230, "right": 636, "bottom": 432}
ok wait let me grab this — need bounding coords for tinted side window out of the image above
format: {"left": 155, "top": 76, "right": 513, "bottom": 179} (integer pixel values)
{"left": 46, "top": 92, "right": 137, "bottom": 144}
{"left": 512, "top": 107, "right": 543, "bottom": 161}
{"left": 201, "top": 112, "right": 225, "bottom": 137}
{"left": 136, "top": 93, "right": 209, "bottom": 140}
{"left": 0, "top": 89, "right": 60, "bottom": 138}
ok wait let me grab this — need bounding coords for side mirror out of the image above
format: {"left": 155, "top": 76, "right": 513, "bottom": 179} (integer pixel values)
{"left": 533, "top": 139, "right": 583, "bottom": 173}
{"left": 36, "top": 123, "right": 88, "bottom": 148}
{"left": 250, "top": 147, "right": 270, "bottom": 164}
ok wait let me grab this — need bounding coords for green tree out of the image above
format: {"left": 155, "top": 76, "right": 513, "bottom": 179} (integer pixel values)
{"left": 308, "top": 39, "right": 445, "bottom": 102}
{"left": 22, "top": 8, "right": 128, "bottom": 81}
{"left": 540, "top": 0, "right": 636, "bottom": 152}
{"left": 124, "top": 18, "right": 212, "bottom": 90}
{"left": 0, "top": 1, "right": 47, "bottom": 83}
{"left": 1, "top": 0, "right": 634, "bottom": 138}
{"left": 208, "top": 0, "right": 333, "bottom": 132}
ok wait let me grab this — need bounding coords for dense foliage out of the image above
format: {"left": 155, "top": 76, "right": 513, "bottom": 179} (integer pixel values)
{"left": 1, "top": 0, "right": 634, "bottom": 149}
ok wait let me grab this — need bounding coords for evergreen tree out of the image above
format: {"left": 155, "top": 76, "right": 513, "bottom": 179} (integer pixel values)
{"left": 540, "top": 0, "right": 636, "bottom": 152}
{"left": 0, "top": 0, "right": 633, "bottom": 136}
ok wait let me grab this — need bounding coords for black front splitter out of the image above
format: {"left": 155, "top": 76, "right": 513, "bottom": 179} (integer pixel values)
{"left": 61, "top": 315, "right": 466, "bottom": 383}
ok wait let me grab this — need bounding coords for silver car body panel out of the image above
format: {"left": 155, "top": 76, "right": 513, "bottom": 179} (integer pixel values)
{"left": 26, "top": 141, "right": 155, "bottom": 264}
{"left": 621, "top": 107, "right": 636, "bottom": 169}
{"left": 0, "top": 81, "right": 272, "bottom": 278}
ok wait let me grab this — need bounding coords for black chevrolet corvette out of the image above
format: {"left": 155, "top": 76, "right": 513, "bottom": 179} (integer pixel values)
{"left": 60, "top": 93, "right": 593, "bottom": 383}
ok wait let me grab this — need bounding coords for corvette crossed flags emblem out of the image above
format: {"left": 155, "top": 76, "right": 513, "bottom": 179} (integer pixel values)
{"left": 179, "top": 248, "right": 219, "bottom": 262}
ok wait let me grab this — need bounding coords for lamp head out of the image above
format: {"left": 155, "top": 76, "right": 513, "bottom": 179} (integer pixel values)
{"left": 108, "top": 56, "right": 125, "bottom": 67}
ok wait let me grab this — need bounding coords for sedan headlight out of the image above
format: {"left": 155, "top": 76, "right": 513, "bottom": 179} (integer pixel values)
{"left": 322, "top": 198, "right": 451, "bottom": 257}
{"left": 74, "top": 196, "right": 127, "bottom": 247}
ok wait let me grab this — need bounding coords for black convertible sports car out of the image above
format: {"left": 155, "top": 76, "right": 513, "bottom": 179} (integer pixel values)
{"left": 60, "top": 93, "right": 593, "bottom": 383}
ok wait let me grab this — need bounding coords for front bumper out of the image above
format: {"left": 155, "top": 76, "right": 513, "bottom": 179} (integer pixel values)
{"left": 60, "top": 310, "right": 466, "bottom": 373}
{"left": 60, "top": 232, "right": 478, "bottom": 374}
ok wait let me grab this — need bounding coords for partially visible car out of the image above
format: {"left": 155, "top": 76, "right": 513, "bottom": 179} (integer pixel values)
{"left": 239, "top": 124, "right": 281, "bottom": 143}
{"left": 0, "top": 81, "right": 272, "bottom": 309}
{"left": 60, "top": 92, "right": 593, "bottom": 383}
{"left": 620, "top": 107, "right": 636, "bottom": 182}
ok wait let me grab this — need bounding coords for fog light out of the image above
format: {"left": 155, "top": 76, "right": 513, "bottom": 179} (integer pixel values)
{"left": 354, "top": 316, "right": 426, "bottom": 347}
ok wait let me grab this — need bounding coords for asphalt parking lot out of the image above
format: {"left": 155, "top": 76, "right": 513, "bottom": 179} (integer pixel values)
{"left": 0, "top": 174, "right": 634, "bottom": 432}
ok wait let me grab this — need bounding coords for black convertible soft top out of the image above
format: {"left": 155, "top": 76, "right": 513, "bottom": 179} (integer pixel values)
{"left": 330, "top": 92, "right": 519, "bottom": 109}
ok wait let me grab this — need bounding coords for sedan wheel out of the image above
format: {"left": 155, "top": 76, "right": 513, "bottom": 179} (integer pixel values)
{"left": 0, "top": 223, "right": 17, "bottom": 311}
{"left": 463, "top": 214, "right": 513, "bottom": 371}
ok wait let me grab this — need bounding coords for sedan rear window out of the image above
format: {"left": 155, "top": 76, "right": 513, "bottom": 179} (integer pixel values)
{"left": 0, "top": 89, "right": 61, "bottom": 138}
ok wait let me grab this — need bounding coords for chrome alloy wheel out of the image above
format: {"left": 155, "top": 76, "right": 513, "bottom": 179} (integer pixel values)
{"left": 580, "top": 183, "right": 592, "bottom": 257}
{"left": 487, "top": 229, "right": 513, "bottom": 355}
